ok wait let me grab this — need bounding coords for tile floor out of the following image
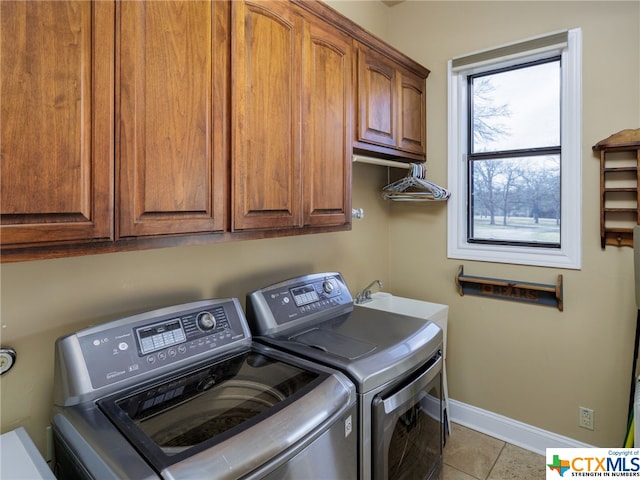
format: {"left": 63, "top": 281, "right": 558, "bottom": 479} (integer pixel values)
{"left": 442, "top": 423, "right": 546, "bottom": 479}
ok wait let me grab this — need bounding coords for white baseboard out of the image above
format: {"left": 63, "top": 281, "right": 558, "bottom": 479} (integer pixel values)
{"left": 448, "top": 399, "right": 595, "bottom": 456}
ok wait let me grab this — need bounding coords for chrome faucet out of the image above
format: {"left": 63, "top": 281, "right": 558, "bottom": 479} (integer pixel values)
{"left": 355, "top": 280, "right": 383, "bottom": 304}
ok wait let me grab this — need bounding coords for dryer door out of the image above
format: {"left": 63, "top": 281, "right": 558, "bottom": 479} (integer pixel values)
{"left": 372, "top": 353, "right": 443, "bottom": 480}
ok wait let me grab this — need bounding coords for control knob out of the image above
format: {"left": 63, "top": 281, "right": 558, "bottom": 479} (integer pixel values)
{"left": 197, "top": 312, "right": 217, "bottom": 331}
{"left": 322, "top": 280, "right": 334, "bottom": 294}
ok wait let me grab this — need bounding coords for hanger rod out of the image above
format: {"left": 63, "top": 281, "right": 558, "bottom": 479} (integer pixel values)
{"left": 352, "top": 154, "right": 414, "bottom": 170}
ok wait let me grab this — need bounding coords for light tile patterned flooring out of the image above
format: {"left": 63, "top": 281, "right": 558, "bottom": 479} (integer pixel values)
{"left": 442, "top": 423, "right": 546, "bottom": 479}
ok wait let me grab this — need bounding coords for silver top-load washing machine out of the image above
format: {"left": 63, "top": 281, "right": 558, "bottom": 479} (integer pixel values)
{"left": 51, "top": 297, "right": 357, "bottom": 480}
{"left": 246, "top": 273, "right": 444, "bottom": 480}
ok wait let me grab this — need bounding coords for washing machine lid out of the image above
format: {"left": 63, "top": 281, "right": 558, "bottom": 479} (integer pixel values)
{"left": 256, "top": 308, "right": 443, "bottom": 393}
{"left": 290, "top": 327, "right": 376, "bottom": 359}
{"left": 247, "top": 273, "right": 443, "bottom": 392}
{"left": 97, "top": 346, "right": 353, "bottom": 479}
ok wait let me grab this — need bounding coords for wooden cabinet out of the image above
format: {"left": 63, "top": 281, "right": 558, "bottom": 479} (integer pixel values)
{"left": 397, "top": 66, "right": 427, "bottom": 155}
{"left": 232, "top": 0, "right": 351, "bottom": 230}
{"left": 232, "top": 1, "right": 303, "bottom": 230}
{"left": 593, "top": 129, "right": 640, "bottom": 248}
{"left": 1, "top": 1, "right": 114, "bottom": 247}
{"left": 302, "top": 18, "right": 352, "bottom": 227}
{"left": 118, "top": 1, "right": 228, "bottom": 237}
{"left": 1, "top": 0, "right": 428, "bottom": 261}
{"left": 355, "top": 42, "right": 428, "bottom": 161}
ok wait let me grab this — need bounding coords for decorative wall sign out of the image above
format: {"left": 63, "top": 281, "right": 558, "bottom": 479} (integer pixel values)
{"left": 455, "top": 265, "right": 563, "bottom": 311}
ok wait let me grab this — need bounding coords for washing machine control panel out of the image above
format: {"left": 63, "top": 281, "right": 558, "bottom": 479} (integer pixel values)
{"left": 69, "top": 298, "right": 251, "bottom": 390}
{"left": 134, "top": 306, "right": 230, "bottom": 356}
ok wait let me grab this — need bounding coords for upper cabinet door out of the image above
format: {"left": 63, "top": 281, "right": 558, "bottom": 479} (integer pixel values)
{"left": 356, "top": 44, "right": 398, "bottom": 149}
{"left": 1, "top": 1, "right": 114, "bottom": 247}
{"left": 302, "top": 18, "right": 352, "bottom": 227}
{"left": 397, "top": 67, "right": 426, "bottom": 155}
{"left": 355, "top": 42, "right": 428, "bottom": 161}
{"left": 232, "top": 0, "right": 303, "bottom": 231}
{"left": 118, "top": 1, "right": 228, "bottom": 238}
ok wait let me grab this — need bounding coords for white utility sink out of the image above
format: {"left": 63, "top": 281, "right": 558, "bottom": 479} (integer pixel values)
{"left": 357, "top": 292, "right": 451, "bottom": 434}
{"left": 0, "top": 428, "right": 55, "bottom": 479}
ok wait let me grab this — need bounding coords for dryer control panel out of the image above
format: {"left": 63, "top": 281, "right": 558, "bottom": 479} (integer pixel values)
{"left": 246, "top": 273, "right": 354, "bottom": 337}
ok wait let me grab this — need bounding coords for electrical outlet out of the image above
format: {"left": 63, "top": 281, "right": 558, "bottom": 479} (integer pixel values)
{"left": 579, "top": 406, "right": 594, "bottom": 430}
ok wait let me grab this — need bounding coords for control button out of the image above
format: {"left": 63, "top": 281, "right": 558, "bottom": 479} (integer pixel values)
{"left": 158, "top": 352, "right": 167, "bottom": 361}
{"left": 197, "top": 312, "right": 216, "bottom": 331}
{"left": 283, "top": 297, "right": 290, "bottom": 304}
{"left": 118, "top": 342, "right": 128, "bottom": 351}
{"left": 322, "top": 280, "right": 334, "bottom": 294}
{"left": 147, "top": 356, "right": 156, "bottom": 364}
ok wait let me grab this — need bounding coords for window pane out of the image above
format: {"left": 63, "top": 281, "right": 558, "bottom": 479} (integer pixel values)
{"left": 472, "top": 60, "right": 560, "bottom": 153}
{"left": 469, "top": 155, "right": 560, "bottom": 244}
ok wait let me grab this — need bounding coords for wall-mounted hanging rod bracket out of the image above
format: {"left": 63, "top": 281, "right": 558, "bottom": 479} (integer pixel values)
{"left": 352, "top": 154, "right": 414, "bottom": 170}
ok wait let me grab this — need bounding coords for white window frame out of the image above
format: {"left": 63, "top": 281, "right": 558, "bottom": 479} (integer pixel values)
{"left": 447, "top": 28, "right": 582, "bottom": 269}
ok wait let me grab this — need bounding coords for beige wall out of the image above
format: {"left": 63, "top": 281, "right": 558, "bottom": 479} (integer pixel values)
{"left": 378, "top": 1, "right": 637, "bottom": 447}
{"left": 326, "top": 0, "right": 390, "bottom": 39}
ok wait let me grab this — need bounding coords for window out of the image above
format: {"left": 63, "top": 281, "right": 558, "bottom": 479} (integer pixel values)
{"left": 469, "top": 58, "right": 561, "bottom": 246}
{"left": 447, "top": 29, "right": 582, "bottom": 269}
